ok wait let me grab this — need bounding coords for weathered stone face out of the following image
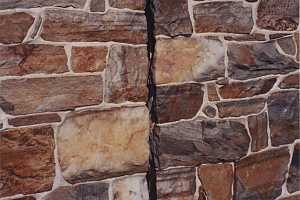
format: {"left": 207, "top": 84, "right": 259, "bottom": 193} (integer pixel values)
{"left": 224, "top": 34, "right": 266, "bottom": 42}
{"left": 90, "top": 0, "right": 105, "bottom": 12}
{"left": 193, "top": 1, "right": 253, "bottom": 34}
{"left": 206, "top": 83, "right": 220, "bottom": 101}
{"left": 0, "top": 126, "right": 55, "bottom": 198}
{"left": 268, "top": 90, "right": 299, "bottom": 146}
{"left": 57, "top": 106, "right": 149, "bottom": 183}
{"left": 8, "top": 113, "right": 61, "bottom": 127}
{"left": 248, "top": 112, "right": 268, "bottom": 152}
{"left": 279, "top": 73, "right": 300, "bottom": 89}
{"left": 155, "top": 37, "right": 225, "bottom": 84}
{"left": 235, "top": 147, "right": 290, "bottom": 200}
{"left": 0, "top": 44, "right": 68, "bottom": 76}
{"left": 295, "top": 32, "right": 300, "bottom": 62}
{"left": 277, "top": 36, "right": 296, "bottom": 56}
{"left": 0, "top": 0, "right": 86, "bottom": 9}
{"left": 158, "top": 119, "right": 250, "bottom": 168}
{"left": 287, "top": 143, "right": 300, "bottom": 193}
{"left": 109, "top": 0, "right": 145, "bottom": 10}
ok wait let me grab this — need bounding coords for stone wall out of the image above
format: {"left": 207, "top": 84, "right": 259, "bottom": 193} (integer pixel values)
{"left": 0, "top": 0, "right": 299, "bottom": 200}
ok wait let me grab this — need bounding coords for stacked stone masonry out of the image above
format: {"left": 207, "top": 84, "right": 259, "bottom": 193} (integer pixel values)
{"left": 0, "top": 0, "right": 299, "bottom": 200}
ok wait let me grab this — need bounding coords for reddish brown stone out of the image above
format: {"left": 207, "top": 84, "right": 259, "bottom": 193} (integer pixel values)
{"left": 0, "top": 0, "right": 86, "bottom": 9}
{"left": 278, "top": 194, "right": 300, "bottom": 200}
{"left": 71, "top": 46, "right": 107, "bottom": 73}
{"left": 0, "top": 44, "right": 68, "bottom": 76}
{"left": 248, "top": 112, "right": 268, "bottom": 152}
{"left": 206, "top": 83, "right": 220, "bottom": 101}
{"left": 90, "top": 0, "right": 105, "bottom": 12}
{"left": 0, "top": 126, "right": 55, "bottom": 197}
{"left": 279, "top": 73, "right": 300, "bottom": 89}
{"left": 198, "top": 187, "right": 207, "bottom": 200}
{"left": 287, "top": 143, "right": 300, "bottom": 193}
{"left": 0, "top": 12, "right": 34, "bottom": 44}
{"left": 224, "top": 34, "right": 266, "bottom": 41}
{"left": 8, "top": 113, "right": 61, "bottom": 127}
{"left": 109, "top": 0, "right": 145, "bottom": 10}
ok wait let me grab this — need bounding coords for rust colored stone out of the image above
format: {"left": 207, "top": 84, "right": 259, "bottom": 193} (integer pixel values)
{"left": 287, "top": 143, "right": 300, "bottom": 193}
{"left": 248, "top": 112, "right": 268, "bottom": 152}
{"left": 279, "top": 73, "right": 300, "bottom": 89}
{"left": 109, "top": 0, "right": 145, "bottom": 10}
{"left": 8, "top": 113, "right": 61, "bottom": 127}
{"left": 206, "top": 83, "right": 220, "bottom": 101}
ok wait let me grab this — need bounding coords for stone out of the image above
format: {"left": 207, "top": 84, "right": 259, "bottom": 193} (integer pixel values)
{"left": 277, "top": 36, "right": 296, "bottom": 56}
{"left": 105, "top": 45, "right": 148, "bottom": 103}
{"left": 235, "top": 147, "right": 290, "bottom": 200}
{"left": 157, "top": 167, "right": 196, "bottom": 200}
{"left": 155, "top": 37, "right": 225, "bottom": 84}
{"left": 71, "top": 46, "right": 107, "bottom": 73}
{"left": 279, "top": 73, "right": 300, "bottom": 89}
{"left": 153, "top": 0, "right": 192, "bottom": 36}
{"left": 57, "top": 106, "right": 149, "bottom": 183}
{"left": 0, "top": 126, "right": 55, "bottom": 198}
{"left": 224, "top": 34, "right": 266, "bottom": 42}
{"left": 158, "top": 119, "right": 250, "bottom": 168}
{"left": 203, "top": 105, "right": 216, "bottom": 118}
{"left": 217, "top": 98, "right": 265, "bottom": 118}
{"left": 0, "top": 12, "right": 34, "bottom": 44}
{"left": 287, "top": 143, "right": 300, "bottom": 193}
{"left": 0, "top": 0, "right": 86, "bottom": 9}
{"left": 268, "top": 90, "right": 299, "bottom": 146}
{"left": 193, "top": 1, "right": 253, "bottom": 34}
{"left": 8, "top": 113, "right": 61, "bottom": 127}
{"left": 278, "top": 194, "right": 300, "bottom": 200}
{"left": 109, "top": 0, "right": 145, "bottom": 10}
{"left": 43, "top": 182, "right": 109, "bottom": 200}
{"left": 228, "top": 42, "right": 299, "bottom": 80}
{"left": 219, "top": 78, "right": 276, "bottom": 99}
{"left": 156, "top": 83, "right": 204, "bottom": 123}
{"left": 90, "top": 0, "right": 105, "bottom": 12}
{"left": 0, "top": 75, "right": 102, "bottom": 115}
{"left": 295, "top": 32, "right": 300, "bottom": 62}
{"left": 257, "top": 0, "right": 299, "bottom": 31}
{"left": 248, "top": 112, "right": 268, "bottom": 152}
{"left": 270, "top": 33, "right": 292, "bottom": 40}
{"left": 198, "top": 163, "right": 233, "bottom": 200}
{"left": 206, "top": 83, "right": 220, "bottom": 101}
{"left": 41, "top": 9, "right": 147, "bottom": 44}
{"left": 0, "top": 44, "right": 68, "bottom": 76}
{"left": 13, "top": 197, "right": 36, "bottom": 200}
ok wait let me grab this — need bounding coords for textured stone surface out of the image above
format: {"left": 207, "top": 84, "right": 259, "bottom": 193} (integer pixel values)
{"left": 13, "top": 197, "right": 36, "bottom": 200}
{"left": 224, "top": 34, "right": 266, "bottom": 42}
{"left": 0, "top": 126, "right": 55, "bottom": 197}
{"left": 90, "top": 0, "right": 105, "bottom": 12}
{"left": 57, "top": 106, "right": 149, "bottom": 183}
{"left": 268, "top": 90, "right": 299, "bottom": 146}
{"left": 105, "top": 45, "right": 148, "bottom": 103}
{"left": 217, "top": 98, "right": 265, "bottom": 118}
{"left": 8, "top": 113, "right": 61, "bottom": 127}
{"left": 279, "top": 73, "right": 299, "bottom": 89}
{"left": 0, "top": 75, "right": 103, "bottom": 115}
{"left": 158, "top": 119, "right": 250, "bottom": 168}
{"left": 154, "top": 0, "right": 192, "bottom": 36}
{"left": 206, "top": 83, "right": 220, "bottom": 101}
{"left": 219, "top": 78, "right": 276, "bottom": 99}
{"left": 41, "top": 9, "right": 147, "bottom": 44}
{"left": 278, "top": 194, "right": 300, "bottom": 200}
{"left": 0, "top": 44, "right": 68, "bottom": 76}
{"left": 156, "top": 83, "right": 203, "bottom": 123}
{"left": 287, "top": 143, "right": 300, "bottom": 193}
{"left": 193, "top": 2, "right": 253, "bottom": 34}
{"left": 295, "top": 32, "right": 300, "bottom": 62}
{"left": 277, "top": 36, "right": 296, "bottom": 55}
{"left": 198, "top": 163, "right": 233, "bottom": 200}
{"left": 248, "top": 112, "right": 268, "bottom": 152}
{"left": 257, "top": 0, "right": 299, "bottom": 31}
{"left": 0, "top": 0, "right": 86, "bottom": 9}
{"left": 0, "top": 12, "right": 34, "bottom": 44}
{"left": 203, "top": 105, "right": 216, "bottom": 118}
{"left": 157, "top": 167, "right": 196, "bottom": 200}
{"left": 109, "top": 0, "right": 145, "bottom": 10}
{"left": 235, "top": 147, "right": 290, "bottom": 200}
{"left": 71, "top": 46, "right": 107, "bottom": 73}
{"left": 155, "top": 37, "right": 225, "bottom": 84}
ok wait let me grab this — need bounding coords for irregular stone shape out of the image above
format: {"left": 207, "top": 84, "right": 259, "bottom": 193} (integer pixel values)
{"left": 109, "top": 0, "right": 145, "bottom": 10}
{"left": 278, "top": 194, "right": 300, "bottom": 200}
{"left": 41, "top": 9, "right": 147, "bottom": 44}
{"left": 154, "top": 0, "right": 192, "bottom": 36}
{"left": 193, "top": 1, "right": 253, "bottom": 34}
{"left": 219, "top": 78, "right": 276, "bottom": 99}
{"left": 0, "top": 126, "right": 55, "bottom": 198}
{"left": 0, "top": 44, "right": 68, "bottom": 76}
{"left": 105, "top": 45, "right": 148, "bottom": 103}
{"left": 43, "top": 182, "right": 109, "bottom": 200}
{"left": 235, "top": 147, "right": 290, "bottom": 200}
{"left": 90, "top": 0, "right": 105, "bottom": 12}
{"left": 217, "top": 98, "right": 265, "bottom": 118}
{"left": 198, "top": 163, "right": 233, "bottom": 200}
{"left": 206, "top": 83, "right": 220, "bottom": 101}
{"left": 279, "top": 73, "right": 300, "bottom": 89}
{"left": 224, "top": 34, "right": 266, "bottom": 41}
{"left": 0, "top": 0, "right": 86, "bottom": 9}
{"left": 0, "top": 12, "right": 34, "bottom": 44}
{"left": 268, "top": 90, "right": 299, "bottom": 146}
{"left": 277, "top": 36, "right": 296, "bottom": 56}
{"left": 112, "top": 175, "right": 149, "bottom": 200}
{"left": 0, "top": 75, "right": 102, "bottom": 115}
{"left": 71, "top": 46, "right": 107, "bottom": 73}
{"left": 158, "top": 119, "right": 250, "bottom": 168}
{"left": 155, "top": 37, "right": 225, "bottom": 84}
{"left": 248, "top": 112, "right": 268, "bottom": 152}
{"left": 203, "top": 105, "right": 216, "bottom": 118}
{"left": 295, "top": 32, "right": 300, "bottom": 62}
{"left": 156, "top": 83, "right": 204, "bottom": 123}
{"left": 228, "top": 42, "right": 299, "bottom": 80}
{"left": 157, "top": 167, "right": 196, "bottom": 200}
{"left": 287, "top": 143, "right": 300, "bottom": 193}
{"left": 8, "top": 113, "right": 61, "bottom": 127}
{"left": 257, "top": 0, "right": 299, "bottom": 31}
{"left": 57, "top": 106, "right": 149, "bottom": 183}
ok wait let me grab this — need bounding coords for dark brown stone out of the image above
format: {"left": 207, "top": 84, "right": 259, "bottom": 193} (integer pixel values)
{"left": 277, "top": 36, "right": 296, "bottom": 56}
{"left": 41, "top": 9, "right": 147, "bottom": 44}
{"left": 228, "top": 42, "right": 299, "bottom": 80}
{"left": 0, "top": 75, "right": 103, "bottom": 115}
{"left": 269, "top": 33, "right": 292, "bottom": 40}
{"left": 295, "top": 32, "right": 300, "bottom": 62}
{"left": 0, "top": 12, "right": 34, "bottom": 44}
{"left": 8, "top": 113, "right": 61, "bottom": 127}
{"left": 13, "top": 197, "right": 36, "bottom": 200}
{"left": 90, "top": 0, "right": 105, "bottom": 12}
{"left": 278, "top": 194, "right": 300, "bottom": 200}
{"left": 268, "top": 90, "right": 299, "bottom": 146}
{"left": 156, "top": 83, "right": 204, "bottom": 123}
{"left": 279, "top": 73, "right": 300, "bottom": 89}
{"left": 248, "top": 112, "right": 268, "bottom": 152}
{"left": 0, "top": 126, "right": 55, "bottom": 198}
{"left": 109, "top": 0, "right": 145, "bottom": 10}
{"left": 257, "top": 0, "right": 299, "bottom": 31}
{"left": 224, "top": 34, "right": 266, "bottom": 42}
{"left": 287, "top": 143, "right": 300, "bottom": 193}
{"left": 206, "top": 83, "right": 220, "bottom": 101}
{"left": 217, "top": 98, "right": 265, "bottom": 118}
{"left": 154, "top": 0, "right": 192, "bottom": 36}
{"left": 158, "top": 119, "right": 250, "bottom": 168}
{"left": 203, "top": 105, "right": 216, "bottom": 118}
{"left": 0, "top": 44, "right": 68, "bottom": 76}
{"left": 198, "top": 187, "right": 207, "bottom": 200}
{"left": 0, "top": 0, "right": 86, "bottom": 9}
{"left": 193, "top": 2, "right": 253, "bottom": 34}
{"left": 235, "top": 147, "right": 290, "bottom": 200}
